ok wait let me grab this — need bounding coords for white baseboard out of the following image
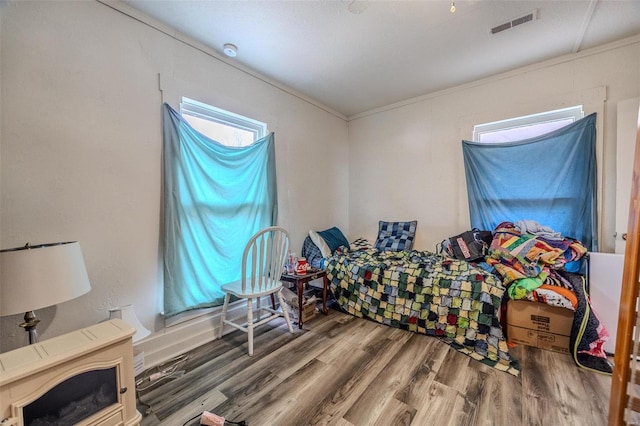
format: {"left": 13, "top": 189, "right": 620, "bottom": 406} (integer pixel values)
{"left": 134, "top": 296, "right": 274, "bottom": 372}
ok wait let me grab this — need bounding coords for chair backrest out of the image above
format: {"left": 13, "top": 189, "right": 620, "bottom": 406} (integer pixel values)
{"left": 241, "top": 227, "right": 290, "bottom": 294}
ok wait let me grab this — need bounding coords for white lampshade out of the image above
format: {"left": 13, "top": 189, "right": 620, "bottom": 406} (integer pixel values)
{"left": 109, "top": 304, "right": 150, "bottom": 343}
{"left": 0, "top": 241, "right": 92, "bottom": 317}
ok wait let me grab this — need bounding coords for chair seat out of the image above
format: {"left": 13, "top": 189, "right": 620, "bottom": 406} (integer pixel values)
{"left": 221, "top": 279, "right": 283, "bottom": 298}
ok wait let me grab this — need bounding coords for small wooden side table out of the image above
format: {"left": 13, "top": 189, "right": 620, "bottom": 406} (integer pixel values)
{"left": 280, "top": 269, "right": 328, "bottom": 328}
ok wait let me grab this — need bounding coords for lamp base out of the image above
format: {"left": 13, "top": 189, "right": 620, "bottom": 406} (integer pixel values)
{"left": 19, "top": 311, "right": 40, "bottom": 344}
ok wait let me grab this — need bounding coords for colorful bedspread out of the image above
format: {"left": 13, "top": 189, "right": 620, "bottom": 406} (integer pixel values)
{"left": 487, "top": 222, "right": 612, "bottom": 374}
{"left": 326, "top": 248, "right": 520, "bottom": 376}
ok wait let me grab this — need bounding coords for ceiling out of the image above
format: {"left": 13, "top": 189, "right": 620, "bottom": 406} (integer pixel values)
{"left": 121, "top": 0, "right": 640, "bottom": 118}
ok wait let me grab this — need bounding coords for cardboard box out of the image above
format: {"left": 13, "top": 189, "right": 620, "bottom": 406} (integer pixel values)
{"left": 506, "top": 300, "right": 574, "bottom": 354}
{"left": 281, "top": 286, "right": 317, "bottom": 323}
{"left": 290, "top": 299, "right": 317, "bottom": 323}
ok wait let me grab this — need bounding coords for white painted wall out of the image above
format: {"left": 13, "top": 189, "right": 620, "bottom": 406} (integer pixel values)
{"left": 615, "top": 97, "right": 640, "bottom": 254}
{"left": 0, "top": 1, "right": 348, "bottom": 353}
{"left": 348, "top": 37, "right": 640, "bottom": 253}
{"left": 589, "top": 252, "right": 625, "bottom": 354}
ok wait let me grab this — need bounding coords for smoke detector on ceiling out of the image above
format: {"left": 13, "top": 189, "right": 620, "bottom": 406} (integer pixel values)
{"left": 223, "top": 43, "right": 238, "bottom": 57}
{"left": 491, "top": 9, "right": 538, "bottom": 35}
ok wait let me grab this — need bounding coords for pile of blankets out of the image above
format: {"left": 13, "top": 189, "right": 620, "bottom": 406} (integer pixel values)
{"left": 486, "top": 221, "right": 612, "bottom": 374}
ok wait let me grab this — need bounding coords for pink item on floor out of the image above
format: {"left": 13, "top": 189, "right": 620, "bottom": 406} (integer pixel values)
{"left": 200, "top": 411, "right": 225, "bottom": 426}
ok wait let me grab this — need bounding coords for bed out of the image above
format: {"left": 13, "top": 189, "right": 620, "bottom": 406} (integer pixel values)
{"left": 326, "top": 246, "right": 520, "bottom": 376}
{"left": 314, "top": 220, "right": 612, "bottom": 376}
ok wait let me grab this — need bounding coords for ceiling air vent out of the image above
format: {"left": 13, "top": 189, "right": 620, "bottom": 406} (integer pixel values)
{"left": 491, "top": 9, "right": 538, "bottom": 35}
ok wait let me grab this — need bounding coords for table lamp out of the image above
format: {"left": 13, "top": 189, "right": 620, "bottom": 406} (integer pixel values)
{"left": 0, "top": 241, "right": 92, "bottom": 344}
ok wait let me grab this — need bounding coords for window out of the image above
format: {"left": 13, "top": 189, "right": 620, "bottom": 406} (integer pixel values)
{"left": 473, "top": 105, "right": 584, "bottom": 143}
{"left": 463, "top": 111, "right": 597, "bottom": 252}
{"left": 180, "top": 97, "right": 266, "bottom": 146}
{"left": 162, "top": 102, "right": 277, "bottom": 319}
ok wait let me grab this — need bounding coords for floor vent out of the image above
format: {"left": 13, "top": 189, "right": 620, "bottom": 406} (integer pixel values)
{"left": 491, "top": 9, "right": 538, "bottom": 34}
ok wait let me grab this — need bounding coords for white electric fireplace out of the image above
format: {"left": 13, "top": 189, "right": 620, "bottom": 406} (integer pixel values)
{"left": 0, "top": 319, "right": 141, "bottom": 426}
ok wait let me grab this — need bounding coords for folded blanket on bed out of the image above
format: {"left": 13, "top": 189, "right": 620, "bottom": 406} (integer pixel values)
{"left": 486, "top": 222, "right": 563, "bottom": 285}
{"left": 487, "top": 222, "right": 587, "bottom": 277}
{"left": 521, "top": 283, "right": 578, "bottom": 310}
{"left": 326, "top": 248, "right": 520, "bottom": 376}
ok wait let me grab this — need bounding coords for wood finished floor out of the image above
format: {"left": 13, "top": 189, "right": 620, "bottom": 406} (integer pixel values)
{"left": 137, "top": 308, "right": 611, "bottom": 426}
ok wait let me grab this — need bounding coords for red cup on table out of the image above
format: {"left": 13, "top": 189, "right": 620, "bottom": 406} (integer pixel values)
{"left": 296, "top": 257, "right": 308, "bottom": 274}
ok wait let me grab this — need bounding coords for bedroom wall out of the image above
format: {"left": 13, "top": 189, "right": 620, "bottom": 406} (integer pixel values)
{"left": 348, "top": 36, "right": 640, "bottom": 254}
{"left": 0, "top": 1, "right": 349, "bottom": 353}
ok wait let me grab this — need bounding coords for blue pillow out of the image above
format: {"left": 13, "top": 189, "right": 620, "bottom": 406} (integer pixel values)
{"left": 375, "top": 220, "right": 417, "bottom": 251}
{"left": 317, "top": 227, "right": 350, "bottom": 253}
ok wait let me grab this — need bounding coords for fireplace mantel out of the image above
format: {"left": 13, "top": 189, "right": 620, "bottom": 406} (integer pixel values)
{"left": 0, "top": 319, "right": 141, "bottom": 426}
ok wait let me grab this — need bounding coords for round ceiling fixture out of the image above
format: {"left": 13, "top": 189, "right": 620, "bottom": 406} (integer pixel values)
{"left": 348, "top": 0, "right": 368, "bottom": 14}
{"left": 223, "top": 43, "right": 238, "bottom": 57}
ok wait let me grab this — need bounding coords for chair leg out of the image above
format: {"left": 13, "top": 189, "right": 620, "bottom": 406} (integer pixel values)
{"left": 219, "top": 293, "right": 230, "bottom": 339}
{"left": 278, "top": 291, "right": 294, "bottom": 333}
{"left": 257, "top": 296, "right": 262, "bottom": 321}
{"left": 247, "top": 298, "right": 254, "bottom": 356}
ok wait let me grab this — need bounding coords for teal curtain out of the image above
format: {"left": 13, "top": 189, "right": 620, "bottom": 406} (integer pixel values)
{"left": 162, "top": 103, "right": 278, "bottom": 317}
{"left": 462, "top": 113, "right": 597, "bottom": 251}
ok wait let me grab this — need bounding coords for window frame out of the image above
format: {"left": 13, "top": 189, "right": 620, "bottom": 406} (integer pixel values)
{"left": 164, "top": 99, "right": 273, "bottom": 326}
{"left": 472, "top": 105, "right": 584, "bottom": 143}
{"left": 180, "top": 97, "right": 267, "bottom": 145}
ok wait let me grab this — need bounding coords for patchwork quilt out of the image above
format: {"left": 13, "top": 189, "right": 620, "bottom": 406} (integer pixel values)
{"left": 326, "top": 248, "right": 520, "bottom": 376}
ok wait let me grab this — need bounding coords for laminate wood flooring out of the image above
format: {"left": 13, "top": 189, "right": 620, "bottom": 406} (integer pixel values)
{"left": 137, "top": 308, "right": 611, "bottom": 426}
